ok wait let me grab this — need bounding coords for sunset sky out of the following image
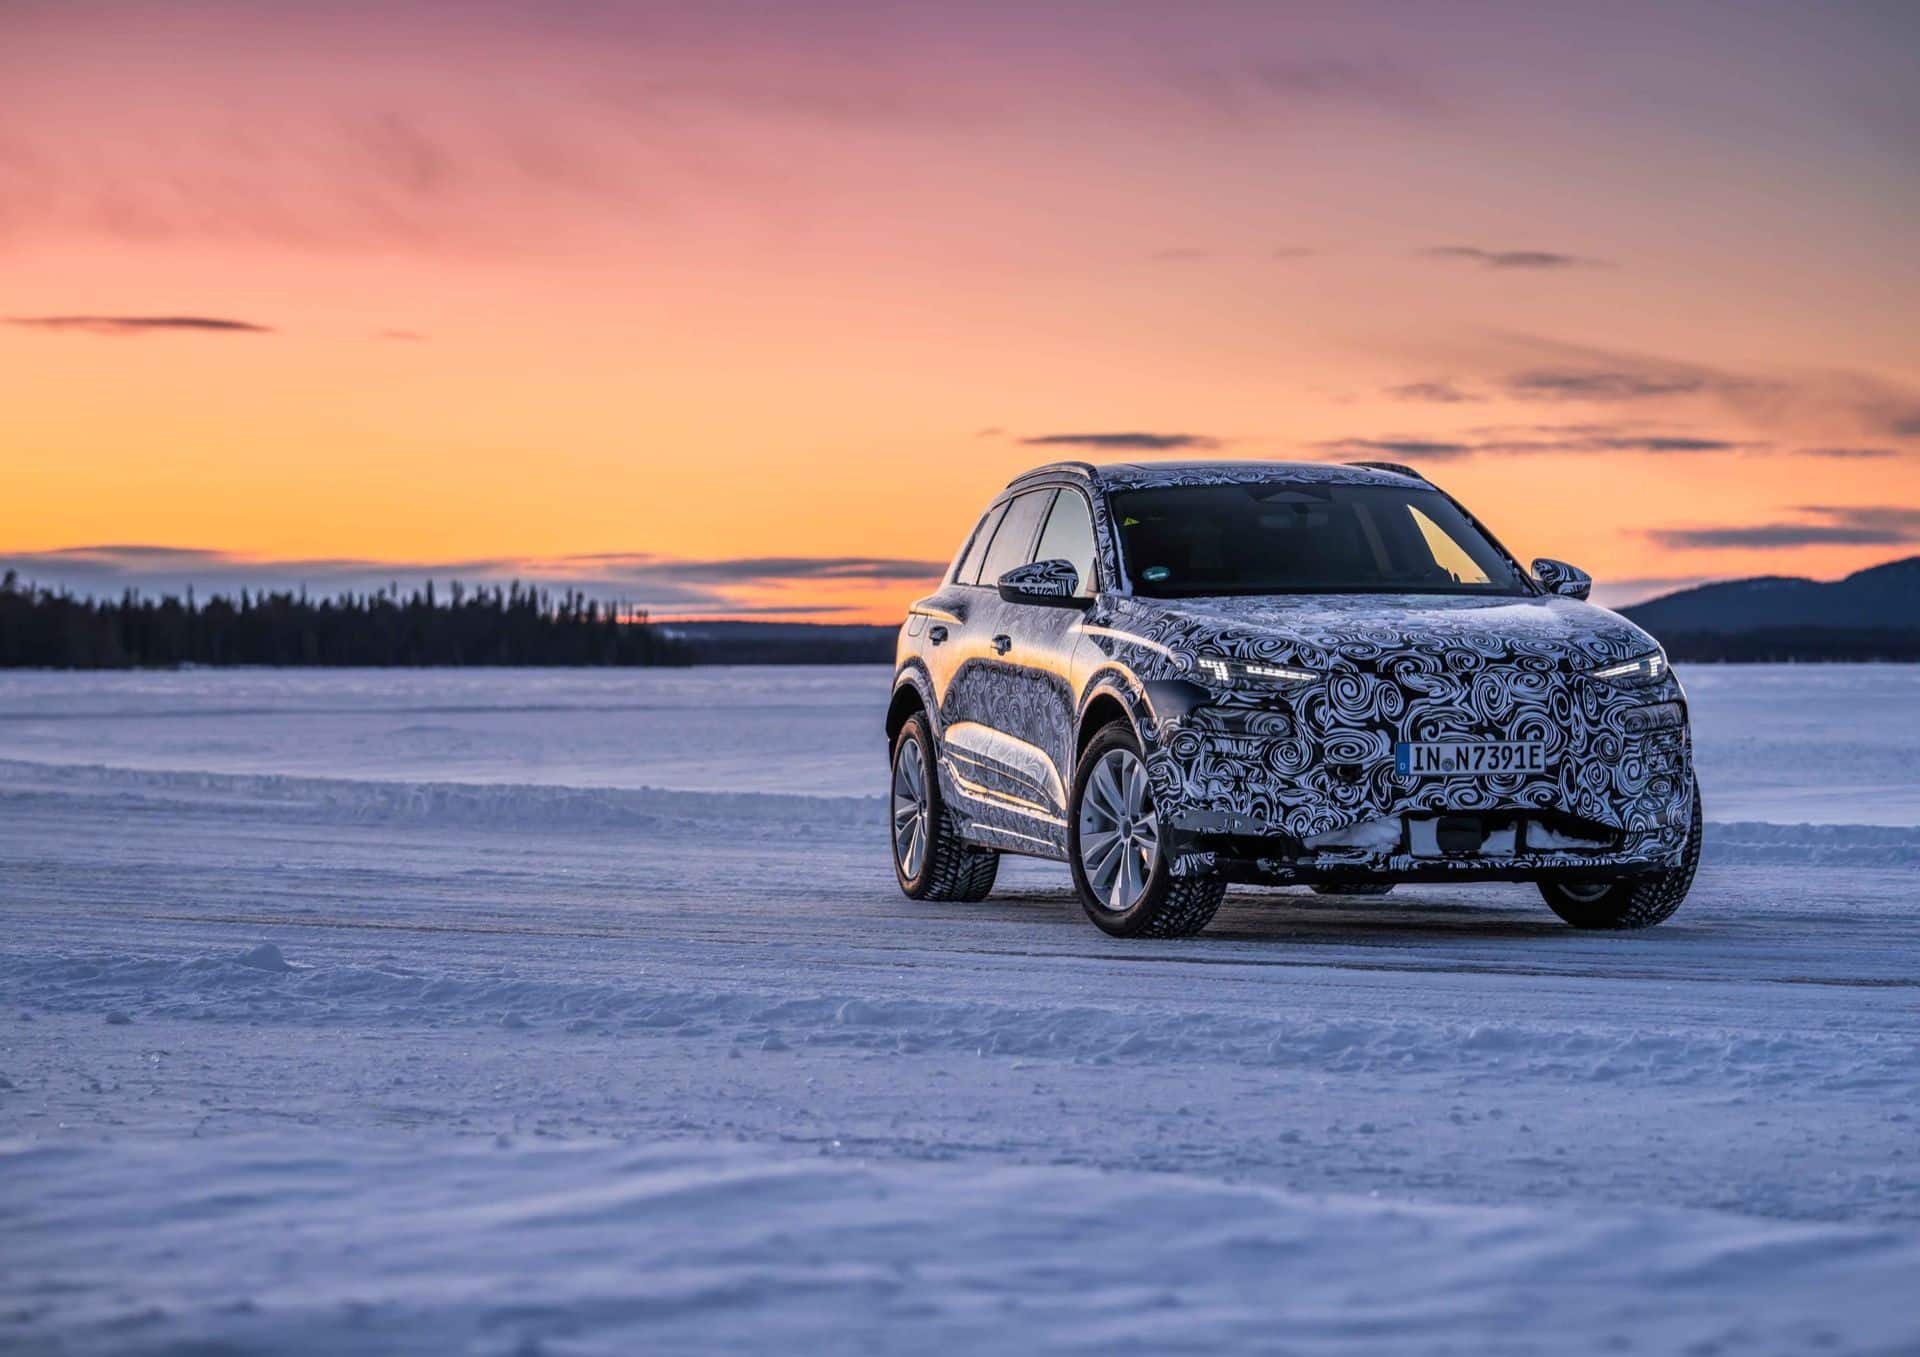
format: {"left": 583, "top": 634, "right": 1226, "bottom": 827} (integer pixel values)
{"left": 4, "top": 0, "right": 1917, "bottom": 620}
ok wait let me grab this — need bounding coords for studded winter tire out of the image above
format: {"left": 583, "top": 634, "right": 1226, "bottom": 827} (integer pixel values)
{"left": 1537, "top": 784, "right": 1702, "bottom": 930}
{"left": 1068, "top": 721, "right": 1226, "bottom": 938}
{"left": 891, "top": 713, "right": 999, "bottom": 902}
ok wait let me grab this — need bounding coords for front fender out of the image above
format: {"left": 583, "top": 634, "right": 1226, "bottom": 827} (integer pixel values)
{"left": 1078, "top": 667, "right": 1210, "bottom": 743}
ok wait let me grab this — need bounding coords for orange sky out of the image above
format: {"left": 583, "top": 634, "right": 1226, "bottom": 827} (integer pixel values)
{"left": 4, "top": 1, "right": 1917, "bottom": 620}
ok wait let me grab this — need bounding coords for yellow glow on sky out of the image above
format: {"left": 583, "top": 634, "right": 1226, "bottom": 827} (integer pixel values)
{"left": 3, "top": 3, "right": 1917, "bottom": 620}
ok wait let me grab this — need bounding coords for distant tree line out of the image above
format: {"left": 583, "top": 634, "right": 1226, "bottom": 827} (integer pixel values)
{"left": 0, "top": 572, "right": 690, "bottom": 668}
{"left": 13, "top": 569, "right": 1911, "bottom": 669}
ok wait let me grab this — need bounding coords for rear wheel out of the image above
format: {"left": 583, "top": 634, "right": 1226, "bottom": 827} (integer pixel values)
{"left": 891, "top": 713, "right": 998, "bottom": 901}
{"left": 1068, "top": 722, "right": 1225, "bottom": 938}
{"left": 1538, "top": 785, "right": 1702, "bottom": 930}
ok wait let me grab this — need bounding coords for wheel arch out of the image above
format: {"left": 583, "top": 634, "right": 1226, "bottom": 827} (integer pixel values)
{"left": 887, "top": 664, "right": 939, "bottom": 747}
{"left": 1075, "top": 669, "right": 1152, "bottom": 763}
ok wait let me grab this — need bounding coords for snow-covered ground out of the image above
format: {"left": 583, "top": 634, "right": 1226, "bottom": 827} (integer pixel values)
{"left": 2, "top": 665, "right": 1917, "bottom": 1355}
{"left": 5, "top": 661, "right": 1917, "bottom": 822}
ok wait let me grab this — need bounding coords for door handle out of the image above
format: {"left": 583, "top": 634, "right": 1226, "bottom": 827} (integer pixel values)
{"left": 928, "top": 625, "right": 948, "bottom": 645}
{"left": 992, "top": 633, "right": 1013, "bottom": 656}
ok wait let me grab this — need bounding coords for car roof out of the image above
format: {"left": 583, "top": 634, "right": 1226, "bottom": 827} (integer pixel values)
{"left": 1005, "top": 459, "right": 1429, "bottom": 493}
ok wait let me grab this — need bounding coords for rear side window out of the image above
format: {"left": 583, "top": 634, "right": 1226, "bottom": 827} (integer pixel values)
{"left": 952, "top": 501, "right": 1008, "bottom": 585}
{"left": 971, "top": 489, "right": 1053, "bottom": 587}
{"left": 1031, "top": 489, "right": 1097, "bottom": 596}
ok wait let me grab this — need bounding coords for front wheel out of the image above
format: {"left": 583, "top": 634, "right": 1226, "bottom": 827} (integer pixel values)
{"left": 1537, "top": 785, "right": 1702, "bottom": 930}
{"left": 1068, "top": 722, "right": 1225, "bottom": 938}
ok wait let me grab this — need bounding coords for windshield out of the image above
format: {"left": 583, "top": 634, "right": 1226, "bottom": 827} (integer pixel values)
{"left": 1109, "top": 482, "right": 1531, "bottom": 597}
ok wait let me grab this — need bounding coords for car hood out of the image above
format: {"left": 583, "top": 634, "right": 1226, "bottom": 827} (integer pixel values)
{"left": 1109, "top": 592, "right": 1658, "bottom": 672}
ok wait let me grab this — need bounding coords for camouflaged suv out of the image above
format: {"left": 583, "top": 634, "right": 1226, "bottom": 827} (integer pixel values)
{"left": 886, "top": 460, "right": 1699, "bottom": 938}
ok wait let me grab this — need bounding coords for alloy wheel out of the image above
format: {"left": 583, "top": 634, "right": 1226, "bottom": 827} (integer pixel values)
{"left": 892, "top": 736, "right": 930, "bottom": 880}
{"left": 1079, "top": 747, "right": 1159, "bottom": 912}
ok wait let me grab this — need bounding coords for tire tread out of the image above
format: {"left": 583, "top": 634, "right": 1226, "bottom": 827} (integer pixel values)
{"left": 919, "top": 804, "right": 1000, "bottom": 901}
{"left": 1070, "top": 721, "right": 1226, "bottom": 938}
{"left": 1133, "top": 877, "right": 1228, "bottom": 938}
{"left": 893, "top": 714, "right": 999, "bottom": 903}
{"left": 1539, "top": 785, "right": 1702, "bottom": 930}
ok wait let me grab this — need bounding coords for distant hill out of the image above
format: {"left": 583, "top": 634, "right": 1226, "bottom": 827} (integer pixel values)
{"left": 1621, "top": 557, "right": 1920, "bottom": 661}
{"left": 662, "top": 620, "right": 895, "bottom": 665}
{"left": 1621, "top": 557, "right": 1920, "bottom": 634}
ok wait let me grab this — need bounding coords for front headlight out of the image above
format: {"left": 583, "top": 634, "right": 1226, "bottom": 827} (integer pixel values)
{"left": 1588, "top": 649, "right": 1668, "bottom": 684}
{"left": 1191, "top": 654, "right": 1319, "bottom": 688}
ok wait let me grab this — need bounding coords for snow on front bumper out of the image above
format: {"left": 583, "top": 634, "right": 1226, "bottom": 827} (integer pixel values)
{"left": 1141, "top": 663, "right": 1693, "bottom": 881}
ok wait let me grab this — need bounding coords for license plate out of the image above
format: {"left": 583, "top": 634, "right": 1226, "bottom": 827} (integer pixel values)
{"left": 1396, "top": 740, "right": 1546, "bottom": 777}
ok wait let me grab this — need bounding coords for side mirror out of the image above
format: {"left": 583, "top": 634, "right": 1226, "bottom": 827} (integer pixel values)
{"left": 1532, "top": 558, "right": 1592, "bottom": 601}
{"left": 997, "top": 559, "right": 1088, "bottom": 608}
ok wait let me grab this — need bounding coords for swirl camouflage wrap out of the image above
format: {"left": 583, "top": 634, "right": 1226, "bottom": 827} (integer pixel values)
{"left": 1084, "top": 592, "right": 1691, "bottom": 878}
{"left": 997, "top": 558, "right": 1083, "bottom": 599}
{"left": 890, "top": 458, "right": 1697, "bottom": 896}
{"left": 1530, "top": 557, "right": 1593, "bottom": 598}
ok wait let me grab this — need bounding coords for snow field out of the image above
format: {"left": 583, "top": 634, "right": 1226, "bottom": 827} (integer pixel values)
{"left": 3, "top": 665, "right": 1918, "bottom": 1354}
{"left": 12, "top": 1136, "right": 1920, "bottom": 1357}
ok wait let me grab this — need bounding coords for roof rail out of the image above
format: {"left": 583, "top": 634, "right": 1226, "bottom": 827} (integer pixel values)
{"left": 1343, "top": 460, "right": 1428, "bottom": 482}
{"left": 1006, "top": 460, "right": 1098, "bottom": 487}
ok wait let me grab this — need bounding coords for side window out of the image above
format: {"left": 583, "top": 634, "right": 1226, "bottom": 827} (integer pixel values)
{"left": 952, "top": 501, "right": 1008, "bottom": 585}
{"left": 1031, "top": 489, "right": 1098, "bottom": 597}
{"left": 972, "top": 489, "right": 1053, "bottom": 587}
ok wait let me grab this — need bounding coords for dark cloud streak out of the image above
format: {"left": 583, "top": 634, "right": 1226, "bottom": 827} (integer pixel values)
{"left": 1647, "top": 506, "right": 1920, "bottom": 550}
{"left": 1162, "top": 56, "right": 1445, "bottom": 124}
{"left": 1316, "top": 425, "right": 1753, "bottom": 460}
{"left": 1314, "top": 437, "right": 1474, "bottom": 460}
{"left": 1249, "top": 58, "right": 1444, "bottom": 115}
{"left": 1020, "top": 432, "right": 1222, "bottom": 452}
{"left": 1386, "top": 380, "right": 1478, "bottom": 404}
{"left": 1481, "top": 334, "right": 1920, "bottom": 442}
{"left": 1421, "top": 246, "right": 1603, "bottom": 271}
{"left": 1504, "top": 368, "right": 1705, "bottom": 401}
{"left": 561, "top": 554, "right": 947, "bottom": 584}
{"left": 7, "top": 315, "right": 274, "bottom": 335}
{"left": 1494, "top": 434, "right": 1746, "bottom": 453}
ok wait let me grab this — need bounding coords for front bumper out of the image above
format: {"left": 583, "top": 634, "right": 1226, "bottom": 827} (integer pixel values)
{"left": 1140, "top": 669, "right": 1695, "bottom": 881}
{"left": 1161, "top": 802, "right": 1690, "bottom": 884}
